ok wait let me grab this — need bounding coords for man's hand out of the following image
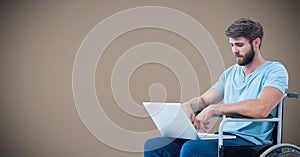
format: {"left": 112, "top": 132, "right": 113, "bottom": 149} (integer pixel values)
{"left": 181, "top": 102, "right": 196, "bottom": 123}
{"left": 181, "top": 89, "right": 223, "bottom": 131}
{"left": 193, "top": 104, "right": 221, "bottom": 131}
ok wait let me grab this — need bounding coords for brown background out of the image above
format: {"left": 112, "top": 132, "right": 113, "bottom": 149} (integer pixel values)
{"left": 0, "top": 0, "right": 299, "bottom": 157}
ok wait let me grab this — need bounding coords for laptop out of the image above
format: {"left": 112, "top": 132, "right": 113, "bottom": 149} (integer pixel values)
{"left": 143, "top": 102, "right": 236, "bottom": 140}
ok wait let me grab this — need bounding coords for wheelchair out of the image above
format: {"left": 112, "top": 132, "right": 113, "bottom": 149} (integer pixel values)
{"left": 218, "top": 92, "right": 300, "bottom": 157}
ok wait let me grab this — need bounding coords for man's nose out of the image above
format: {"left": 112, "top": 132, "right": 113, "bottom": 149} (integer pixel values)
{"left": 232, "top": 46, "right": 239, "bottom": 54}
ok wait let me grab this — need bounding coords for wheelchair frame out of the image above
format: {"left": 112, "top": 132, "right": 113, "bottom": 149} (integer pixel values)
{"left": 217, "top": 92, "right": 299, "bottom": 157}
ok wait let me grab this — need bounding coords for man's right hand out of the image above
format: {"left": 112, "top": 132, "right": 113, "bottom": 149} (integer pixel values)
{"left": 182, "top": 102, "right": 196, "bottom": 123}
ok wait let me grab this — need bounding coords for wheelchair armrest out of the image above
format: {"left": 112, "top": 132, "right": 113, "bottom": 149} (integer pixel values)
{"left": 217, "top": 116, "right": 281, "bottom": 157}
{"left": 286, "top": 92, "right": 298, "bottom": 99}
{"left": 217, "top": 92, "right": 298, "bottom": 157}
{"left": 226, "top": 114, "right": 273, "bottom": 119}
{"left": 218, "top": 116, "right": 280, "bottom": 146}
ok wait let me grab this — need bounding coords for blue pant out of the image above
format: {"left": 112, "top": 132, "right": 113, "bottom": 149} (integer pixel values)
{"left": 144, "top": 135, "right": 255, "bottom": 157}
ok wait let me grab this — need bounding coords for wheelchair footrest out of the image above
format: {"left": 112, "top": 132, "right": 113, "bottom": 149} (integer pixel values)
{"left": 220, "top": 145, "right": 273, "bottom": 157}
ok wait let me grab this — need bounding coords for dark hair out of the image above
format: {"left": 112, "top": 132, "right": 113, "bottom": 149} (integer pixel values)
{"left": 225, "top": 18, "right": 264, "bottom": 48}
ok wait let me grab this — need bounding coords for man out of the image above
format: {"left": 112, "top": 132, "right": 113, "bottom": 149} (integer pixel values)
{"left": 144, "top": 18, "right": 288, "bottom": 157}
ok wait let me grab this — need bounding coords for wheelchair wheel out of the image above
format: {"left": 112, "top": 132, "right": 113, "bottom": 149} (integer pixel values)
{"left": 259, "top": 143, "right": 300, "bottom": 157}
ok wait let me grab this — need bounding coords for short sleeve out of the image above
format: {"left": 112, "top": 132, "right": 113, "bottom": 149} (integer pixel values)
{"left": 263, "top": 62, "right": 289, "bottom": 94}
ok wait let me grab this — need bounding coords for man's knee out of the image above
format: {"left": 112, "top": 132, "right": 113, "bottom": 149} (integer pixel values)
{"left": 144, "top": 137, "right": 173, "bottom": 152}
{"left": 144, "top": 138, "right": 158, "bottom": 153}
{"left": 180, "top": 140, "right": 217, "bottom": 157}
{"left": 180, "top": 141, "right": 199, "bottom": 156}
{"left": 144, "top": 137, "right": 187, "bottom": 157}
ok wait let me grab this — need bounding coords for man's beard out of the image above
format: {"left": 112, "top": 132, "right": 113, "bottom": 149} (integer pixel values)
{"left": 237, "top": 45, "right": 255, "bottom": 66}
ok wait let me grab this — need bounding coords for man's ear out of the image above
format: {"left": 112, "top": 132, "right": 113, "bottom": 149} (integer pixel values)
{"left": 253, "top": 38, "right": 261, "bottom": 48}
